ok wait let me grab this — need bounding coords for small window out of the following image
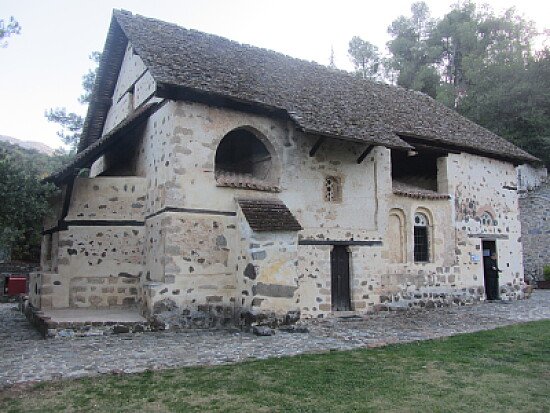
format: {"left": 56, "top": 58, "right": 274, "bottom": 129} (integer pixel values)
{"left": 99, "top": 144, "right": 139, "bottom": 177}
{"left": 324, "top": 176, "right": 342, "bottom": 202}
{"left": 391, "top": 149, "right": 439, "bottom": 192}
{"left": 414, "top": 212, "right": 429, "bottom": 262}
{"left": 480, "top": 211, "right": 494, "bottom": 226}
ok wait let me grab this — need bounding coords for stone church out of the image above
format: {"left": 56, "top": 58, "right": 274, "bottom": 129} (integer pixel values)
{"left": 29, "top": 10, "right": 540, "bottom": 329}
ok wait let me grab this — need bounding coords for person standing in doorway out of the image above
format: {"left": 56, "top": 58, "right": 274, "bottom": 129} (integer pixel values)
{"left": 484, "top": 252, "right": 501, "bottom": 300}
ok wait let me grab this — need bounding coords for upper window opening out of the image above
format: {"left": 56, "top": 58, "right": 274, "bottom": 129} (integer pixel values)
{"left": 99, "top": 145, "right": 139, "bottom": 177}
{"left": 215, "top": 128, "right": 277, "bottom": 191}
{"left": 414, "top": 212, "right": 430, "bottom": 262}
{"left": 392, "top": 150, "right": 439, "bottom": 193}
{"left": 324, "top": 176, "right": 342, "bottom": 202}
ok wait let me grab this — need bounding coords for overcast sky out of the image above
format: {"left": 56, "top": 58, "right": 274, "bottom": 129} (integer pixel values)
{"left": 1, "top": 0, "right": 548, "bottom": 150}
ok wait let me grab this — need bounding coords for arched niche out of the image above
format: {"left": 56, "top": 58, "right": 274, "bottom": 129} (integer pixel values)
{"left": 214, "top": 127, "right": 280, "bottom": 189}
{"left": 388, "top": 208, "right": 407, "bottom": 263}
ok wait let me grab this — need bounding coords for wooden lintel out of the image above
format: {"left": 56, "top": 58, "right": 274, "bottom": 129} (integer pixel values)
{"left": 298, "top": 240, "right": 383, "bottom": 246}
{"left": 309, "top": 136, "right": 325, "bottom": 157}
{"left": 356, "top": 145, "right": 374, "bottom": 164}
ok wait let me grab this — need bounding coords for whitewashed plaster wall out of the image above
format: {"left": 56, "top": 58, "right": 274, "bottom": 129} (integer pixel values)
{"left": 126, "top": 100, "right": 529, "bottom": 318}
{"left": 102, "top": 43, "right": 155, "bottom": 136}
{"left": 159, "top": 101, "right": 380, "bottom": 235}
{"left": 449, "top": 152, "right": 525, "bottom": 298}
{"left": 35, "top": 177, "right": 147, "bottom": 309}
{"left": 140, "top": 101, "right": 386, "bottom": 319}
{"left": 65, "top": 177, "right": 146, "bottom": 221}
{"left": 37, "top": 84, "right": 529, "bottom": 317}
{"left": 91, "top": 42, "right": 158, "bottom": 178}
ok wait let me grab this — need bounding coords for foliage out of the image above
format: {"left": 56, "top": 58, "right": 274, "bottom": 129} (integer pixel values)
{"left": 386, "top": 1, "right": 440, "bottom": 97}
{"left": 381, "top": 1, "right": 549, "bottom": 165}
{"left": 1, "top": 321, "right": 549, "bottom": 412}
{"left": 328, "top": 46, "right": 336, "bottom": 69}
{"left": 348, "top": 36, "right": 381, "bottom": 80}
{"left": 44, "top": 108, "right": 85, "bottom": 149}
{"left": 79, "top": 51, "right": 101, "bottom": 104}
{"left": 0, "top": 150, "right": 55, "bottom": 261}
{"left": 458, "top": 48, "right": 550, "bottom": 166}
{"left": 544, "top": 265, "right": 550, "bottom": 281}
{"left": 0, "top": 141, "right": 74, "bottom": 178}
{"left": 0, "top": 16, "right": 20, "bottom": 47}
{"left": 45, "top": 52, "right": 101, "bottom": 150}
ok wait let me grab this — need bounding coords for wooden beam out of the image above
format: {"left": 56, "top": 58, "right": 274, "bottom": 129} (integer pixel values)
{"left": 299, "top": 240, "right": 383, "bottom": 246}
{"left": 309, "top": 136, "right": 325, "bottom": 157}
{"left": 59, "top": 169, "right": 79, "bottom": 221}
{"left": 356, "top": 145, "right": 374, "bottom": 164}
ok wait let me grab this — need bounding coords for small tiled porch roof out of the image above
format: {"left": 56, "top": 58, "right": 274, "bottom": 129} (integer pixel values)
{"left": 237, "top": 198, "right": 302, "bottom": 232}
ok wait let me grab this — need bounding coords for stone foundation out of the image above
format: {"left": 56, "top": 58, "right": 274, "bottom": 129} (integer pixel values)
{"left": 150, "top": 297, "right": 301, "bottom": 330}
{"left": 371, "top": 283, "right": 531, "bottom": 312}
{"left": 69, "top": 276, "right": 139, "bottom": 308}
{"left": 20, "top": 297, "right": 158, "bottom": 339}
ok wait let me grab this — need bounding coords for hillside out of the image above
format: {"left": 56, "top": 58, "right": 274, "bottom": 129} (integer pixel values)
{"left": 0, "top": 135, "right": 55, "bottom": 156}
{"left": 0, "top": 139, "right": 73, "bottom": 178}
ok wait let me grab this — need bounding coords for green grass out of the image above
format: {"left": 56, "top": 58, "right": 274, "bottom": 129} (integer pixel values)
{"left": 2, "top": 321, "right": 550, "bottom": 412}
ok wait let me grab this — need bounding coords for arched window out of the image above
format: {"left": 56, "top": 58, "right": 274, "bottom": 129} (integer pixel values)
{"left": 324, "top": 176, "right": 342, "bottom": 202}
{"left": 480, "top": 211, "right": 494, "bottom": 226}
{"left": 414, "top": 212, "right": 429, "bottom": 262}
{"left": 215, "top": 128, "right": 277, "bottom": 189}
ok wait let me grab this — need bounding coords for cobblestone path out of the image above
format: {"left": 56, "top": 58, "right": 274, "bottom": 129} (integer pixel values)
{"left": 1, "top": 291, "right": 549, "bottom": 388}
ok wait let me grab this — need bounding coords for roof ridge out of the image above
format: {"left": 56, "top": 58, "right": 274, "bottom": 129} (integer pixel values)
{"left": 77, "top": 9, "right": 538, "bottom": 164}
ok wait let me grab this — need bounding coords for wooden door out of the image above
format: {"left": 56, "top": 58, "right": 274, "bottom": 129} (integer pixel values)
{"left": 331, "top": 246, "right": 351, "bottom": 311}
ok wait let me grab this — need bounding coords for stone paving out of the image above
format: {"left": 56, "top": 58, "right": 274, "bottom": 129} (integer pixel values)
{"left": 1, "top": 291, "right": 550, "bottom": 388}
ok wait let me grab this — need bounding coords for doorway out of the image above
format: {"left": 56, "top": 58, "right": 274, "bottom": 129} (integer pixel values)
{"left": 331, "top": 245, "right": 351, "bottom": 311}
{"left": 482, "top": 240, "right": 497, "bottom": 299}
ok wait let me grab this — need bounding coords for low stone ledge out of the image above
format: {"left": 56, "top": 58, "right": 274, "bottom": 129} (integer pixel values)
{"left": 20, "top": 297, "right": 159, "bottom": 339}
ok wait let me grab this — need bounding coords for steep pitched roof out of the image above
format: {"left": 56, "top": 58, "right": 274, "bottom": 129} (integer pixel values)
{"left": 46, "top": 102, "right": 162, "bottom": 184}
{"left": 78, "top": 9, "right": 537, "bottom": 164}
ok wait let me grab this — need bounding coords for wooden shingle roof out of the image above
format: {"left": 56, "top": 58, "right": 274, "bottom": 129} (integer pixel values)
{"left": 46, "top": 102, "right": 163, "bottom": 184}
{"left": 78, "top": 10, "right": 537, "bottom": 164}
{"left": 237, "top": 198, "right": 302, "bottom": 232}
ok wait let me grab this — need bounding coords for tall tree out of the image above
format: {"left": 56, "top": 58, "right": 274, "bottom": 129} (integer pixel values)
{"left": 382, "top": 1, "right": 547, "bottom": 165}
{"left": 0, "top": 16, "right": 20, "bottom": 47}
{"left": 386, "top": 1, "right": 440, "bottom": 96}
{"left": 458, "top": 48, "right": 550, "bottom": 165}
{"left": 348, "top": 36, "right": 381, "bottom": 80}
{"left": 0, "top": 150, "right": 54, "bottom": 261}
{"left": 329, "top": 45, "right": 337, "bottom": 69}
{"left": 430, "top": 2, "right": 536, "bottom": 107}
{"left": 45, "top": 52, "right": 101, "bottom": 150}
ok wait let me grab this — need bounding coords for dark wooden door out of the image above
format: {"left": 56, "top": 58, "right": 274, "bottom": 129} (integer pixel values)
{"left": 482, "top": 240, "right": 497, "bottom": 299}
{"left": 331, "top": 246, "right": 351, "bottom": 311}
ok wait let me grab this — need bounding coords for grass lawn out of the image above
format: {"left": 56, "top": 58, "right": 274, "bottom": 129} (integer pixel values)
{"left": 1, "top": 320, "right": 549, "bottom": 413}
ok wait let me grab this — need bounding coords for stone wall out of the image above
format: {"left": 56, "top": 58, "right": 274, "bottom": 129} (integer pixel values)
{"left": 102, "top": 43, "right": 156, "bottom": 136}
{"left": 520, "top": 181, "right": 550, "bottom": 282}
{"left": 141, "top": 211, "right": 239, "bottom": 329}
{"left": 31, "top": 177, "right": 147, "bottom": 310}
{"left": 449, "top": 153, "right": 526, "bottom": 300}
{"left": 235, "top": 205, "right": 301, "bottom": 325}
{"left": 33, "top": 45, "right": 532, "bottom": 325}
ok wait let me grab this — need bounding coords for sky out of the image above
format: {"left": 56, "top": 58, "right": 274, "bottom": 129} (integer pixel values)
{"left": 0, "top": 0, "right": 549, "bottom": 150}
